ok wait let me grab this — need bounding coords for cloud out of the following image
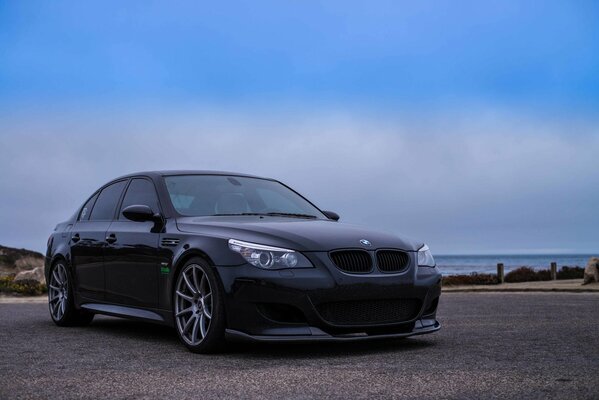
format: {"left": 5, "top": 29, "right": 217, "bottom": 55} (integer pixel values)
{"left": 1, "top": 106, "right": 598, "bottom": 254}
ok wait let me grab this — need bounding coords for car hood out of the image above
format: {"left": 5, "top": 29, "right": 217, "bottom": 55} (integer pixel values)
{"left": 176, "top": 216, "right": 421, "bottom": 252}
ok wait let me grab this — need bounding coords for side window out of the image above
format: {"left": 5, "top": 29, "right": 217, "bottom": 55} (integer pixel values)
{"left": 118, "top": 178, "right": 161, "bottom": 219}
{"left": 89, "top": 181, "right": 128, "bottom": 221}
{"left": 78, "top": 193, "right": 98, "bottom": 221}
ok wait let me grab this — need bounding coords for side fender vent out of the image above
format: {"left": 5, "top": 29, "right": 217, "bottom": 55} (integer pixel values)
{"left": 161, "top": 238, "right": 180, "bottom": 247}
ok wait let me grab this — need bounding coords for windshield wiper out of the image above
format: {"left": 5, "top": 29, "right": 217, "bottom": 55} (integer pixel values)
{"left": 210, "top": 212, "right": 318, "bottom": 219}
{"left": 211, "top": 213, "right": 266, "bottom": 217}
{"left": 265, "top": 212, "right": 318, "bottom": 219}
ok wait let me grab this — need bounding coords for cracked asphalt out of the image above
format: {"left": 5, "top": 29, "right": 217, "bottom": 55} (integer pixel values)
{"left": 1, "top": 292, "right": 598, "bottom": 399}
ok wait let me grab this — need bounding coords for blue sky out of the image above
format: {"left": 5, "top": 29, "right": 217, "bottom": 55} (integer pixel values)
{"left": 1, "top": 1, "right": 598, "bottom": 255}
{"left": 1, "top": 1, "right": 598, "bottom": 109}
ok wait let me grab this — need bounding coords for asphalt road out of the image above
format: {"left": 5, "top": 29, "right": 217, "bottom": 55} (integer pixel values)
{"left": 1, "top": 293, "right": 598, "bottom": 400}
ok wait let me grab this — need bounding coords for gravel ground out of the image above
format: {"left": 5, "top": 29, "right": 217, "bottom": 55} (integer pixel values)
{"left": 1, "top": 292, "right": 598, "bottom": 399}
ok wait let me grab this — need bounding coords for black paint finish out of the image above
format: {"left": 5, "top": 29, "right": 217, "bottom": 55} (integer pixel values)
{"left": 45, "top": 170, "right": 441, "bottom": 342}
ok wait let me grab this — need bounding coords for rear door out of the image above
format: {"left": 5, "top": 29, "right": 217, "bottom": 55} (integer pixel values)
{"left": 104, "top": 178, "right": 161, "bottom": 309}
{"left": 71, "top": 180, "right": 128, "bottom": 301}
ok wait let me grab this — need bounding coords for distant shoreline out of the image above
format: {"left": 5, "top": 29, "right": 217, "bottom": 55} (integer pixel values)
{"left": 435, "top": 253, "right": 594, "bottom": 275}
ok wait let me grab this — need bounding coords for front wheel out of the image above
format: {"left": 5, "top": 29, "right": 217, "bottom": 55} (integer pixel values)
{"left": 48, "top": 262, "right": 94, "bottom": 327}
{"left": 173, "top": 258, "right": 226, "bottom": 353}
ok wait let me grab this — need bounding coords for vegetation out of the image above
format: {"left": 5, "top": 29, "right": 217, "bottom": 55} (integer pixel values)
{"left": 442, "top": 273, "right": 498, "bottom": 286}
{"left": 443, "top": 266, "right": 585, "bottom": 286}
{"left": 0, "top": 274, "right": 47, "bottom": 296}
{"left": 504, "top": 267, "right": 550, "bottom": 282}
{"left": 556, "top": 266, "right": 585, "bottom": 280}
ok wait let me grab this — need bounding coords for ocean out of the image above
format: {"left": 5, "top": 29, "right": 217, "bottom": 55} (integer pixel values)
{"left": 435, "top": 254, "right": 595, "bottom": 276}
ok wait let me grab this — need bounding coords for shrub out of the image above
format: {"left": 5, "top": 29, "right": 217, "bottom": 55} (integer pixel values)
{"left": 0, "top": 275, "right": 47, "bottom": 296}
{"left": 442, "top": 273, "right": 498, "bottom": 286}
{"left": 557, "top": 266, "right": 584, "bottom": 280}
{"left": 504, "top": 267, "right": 550, "bottom": 282}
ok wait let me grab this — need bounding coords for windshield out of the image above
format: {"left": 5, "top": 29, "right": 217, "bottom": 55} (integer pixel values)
{"left": 164, "top": 175, "right": 326, "bottom": 219}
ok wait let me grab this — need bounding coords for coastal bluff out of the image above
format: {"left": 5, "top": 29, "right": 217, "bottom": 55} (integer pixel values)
{"left": 0, "top": 245, "right": 46, "bottom": 287}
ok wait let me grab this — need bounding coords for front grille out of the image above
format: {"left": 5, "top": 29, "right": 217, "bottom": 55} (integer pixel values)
{"left": 330, "top": 250, "right": 373, "bottom": 273}
{"left": 376, "top": 250, "right": 410, "bottom": 272}
{"left": 316, "top": 298, "right": 421, "bottom": 325}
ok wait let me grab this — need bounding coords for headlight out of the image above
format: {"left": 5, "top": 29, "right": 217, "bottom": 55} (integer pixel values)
{"left": 228, "top": 239, "right": 313, "bottom": 269}
{"left": 417, "top": 244, "right": 436, "bottom": 267}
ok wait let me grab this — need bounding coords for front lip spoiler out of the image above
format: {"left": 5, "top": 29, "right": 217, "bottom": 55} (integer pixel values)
{"left": 225, "top": 320, "right": 440, "bottom": 343}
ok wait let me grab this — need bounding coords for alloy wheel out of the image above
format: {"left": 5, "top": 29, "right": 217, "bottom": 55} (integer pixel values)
{"left": 48, "top": 263, "right": 69, "bottom": 321}
{"left": 175, "top": 264, "right": 213, "bottom": 346}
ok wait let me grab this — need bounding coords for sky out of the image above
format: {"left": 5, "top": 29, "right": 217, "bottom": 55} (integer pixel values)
{"left": 1, "top": 1, "right": 598, "bottom": 254}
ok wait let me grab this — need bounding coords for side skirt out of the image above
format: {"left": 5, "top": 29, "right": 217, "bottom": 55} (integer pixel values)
{"left": 81, "top": 303, "right": 173, "bottom": 325}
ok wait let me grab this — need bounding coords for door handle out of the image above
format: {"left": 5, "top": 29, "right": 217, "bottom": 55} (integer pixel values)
{"left": 105, "top": 233, "right": 117, "bottom": 244}
{"left": 71, "top": 233, "right": 80, "bottom": 243}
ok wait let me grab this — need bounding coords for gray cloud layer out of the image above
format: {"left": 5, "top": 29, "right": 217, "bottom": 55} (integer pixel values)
{"left": 1, "top": 107, "right": 598, "bottom": 254}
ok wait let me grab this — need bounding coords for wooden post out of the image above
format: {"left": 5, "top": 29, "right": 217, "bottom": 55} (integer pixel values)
{"left": 551, "top": 262, "right": 557, "bottom": 280}
{"left": 497, "top": 263, "right": 504, "bottom": 284}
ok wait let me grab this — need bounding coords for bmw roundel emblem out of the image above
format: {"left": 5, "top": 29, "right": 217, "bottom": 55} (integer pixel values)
{"left": 360, "top": 239, "right": 371, "bottom": 246}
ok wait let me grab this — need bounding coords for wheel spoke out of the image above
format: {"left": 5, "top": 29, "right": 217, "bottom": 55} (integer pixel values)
{"left": 182, "top": 272, "right": 197, "bottom": 295}
{"left": 191, "top": 315, "right": 201, "bottom": 342}
{"left": 52, "top": 270, "right": 62, "bottom": 285}
{"left": 49, "top": 295, "right": 60, "bottom": 303}
{"left": 54, "top": 300, "right": 62, "bottom": 319}
{"left": 182, "top": 315, "right": 195, "bottom": 334}
{"left": 176, "top": 290, "right": 194, "bottom": 302}
{"left": 192, "top": 267, "right": 201, "bottom": 294}
{"left": 176, "top": 306, "right": 193, "bottom": 317}
{"left": 199, "top": 314, "right": 207, "bottom": 338}
{"left": 58, "top": 266, "right": 66, "bottom": 285}
{"left": 202, "top": 294, "right": 212, "bottom": 319}
{"left": 49, "top": 284, "right": 60, "bottom": 291}
{"left": 200, "top": 274, "right": 207, "bottom": 296}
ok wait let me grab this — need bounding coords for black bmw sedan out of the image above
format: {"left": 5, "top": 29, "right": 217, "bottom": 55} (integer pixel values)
{"left": 45, "top": 171, "right": 441, "bottom": 353}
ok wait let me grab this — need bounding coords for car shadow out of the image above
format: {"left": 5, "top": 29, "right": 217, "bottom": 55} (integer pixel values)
{"left": 226, "top": 337, "right": 436, "bottom": 359}
{"left": 85, "top": 316, "right": 179, "bottom": 345}
{"left": 83, "top": 315, "right": 437, "bottom": 358}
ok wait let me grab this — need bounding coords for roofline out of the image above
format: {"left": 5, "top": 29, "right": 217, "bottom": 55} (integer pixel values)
{"left": 113, "top": 170, "right": 269, "bottom": 181}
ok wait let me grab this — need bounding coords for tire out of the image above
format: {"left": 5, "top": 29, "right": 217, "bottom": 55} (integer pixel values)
{"left": 48, "top": 261, "right": 94, "bottom": 327}
{"left": 173, "top": 257, "right": 226, "bottom": 353}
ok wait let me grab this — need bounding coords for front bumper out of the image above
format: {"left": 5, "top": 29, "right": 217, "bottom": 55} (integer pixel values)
{"left": 215, "top": 250, "right": 442, "bottom": 340}
{"left": 225, "top": 319, "right": 440, "bottom": 342}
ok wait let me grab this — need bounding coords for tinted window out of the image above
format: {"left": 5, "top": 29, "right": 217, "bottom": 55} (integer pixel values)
{"left": 119, "top": 178, "right": 160, "bottom": 219}
{"left": 89, "top": 180, "right": 127, "bottom": 221}
{"left": 164, "top": 175, "right": 325, "bottom": 218}
{"left": 78, "top": 193, "right": 98, "bottom": 221}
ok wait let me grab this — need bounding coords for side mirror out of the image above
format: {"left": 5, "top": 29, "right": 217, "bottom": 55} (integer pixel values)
{"left": 122, "top": 205, "right": 161, "bottom": 223}
{"left": 322, "top": 210, "right": 340, "bottom": 221}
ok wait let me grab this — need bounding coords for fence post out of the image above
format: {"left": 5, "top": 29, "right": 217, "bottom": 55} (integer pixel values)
{"left": 497, "top": 263, "right": 504, "bottom": 284}
{"left": 550, "top": 262, "right": 557, "bottom": 280}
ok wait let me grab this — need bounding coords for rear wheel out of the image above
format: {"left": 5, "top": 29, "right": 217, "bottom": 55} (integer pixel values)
{"left": 174, "top": 258, "right": 225, "bottom": 353}
{"left": 48, "top": 262, "right": 94, "bottom": 327}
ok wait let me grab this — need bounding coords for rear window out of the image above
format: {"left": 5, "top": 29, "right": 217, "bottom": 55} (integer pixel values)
{"left": 78, "top": 192, "right": 98, "bottom": 221}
